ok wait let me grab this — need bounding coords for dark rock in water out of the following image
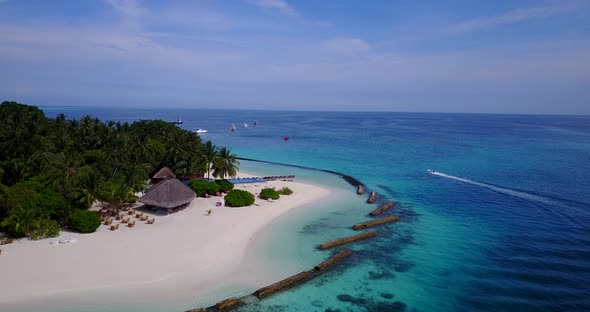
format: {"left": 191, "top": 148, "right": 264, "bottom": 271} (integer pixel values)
{"left": 311, "top": 300, "right": 324, "bottom": 307}
{"left": 366, "top": 301, "right": 407, "bottom": 312}
{"left": 394, "top": 261, "right": 415, "bottom": 272}
{"left": 336, "top": 294, "right": 368, "bottom": 305}
{"left": 368, "top": 270, "right": 395, "bottom": 280}
{"left": 380, "top": 293, "right": 394, "bottom": 299}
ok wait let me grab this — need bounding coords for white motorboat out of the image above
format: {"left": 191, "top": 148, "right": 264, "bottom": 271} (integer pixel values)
{"left": 195, "top": 128, "right": 208, "bottom": 134}
{"left": 229, "top": 124, "right": 236, "bottom": 132}
{"left": 243, "top": 123, "right": 248, "bottom": 128}
{"left": 427, "top": 169, "right": 436, "bottom": 174}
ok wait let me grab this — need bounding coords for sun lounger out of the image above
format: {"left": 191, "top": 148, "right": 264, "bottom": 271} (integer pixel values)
{"left": 146, "top": 218, "right": 155, "bottom": 224}
{"left": 128, "top": 221, "right": 136, "bottom": 228}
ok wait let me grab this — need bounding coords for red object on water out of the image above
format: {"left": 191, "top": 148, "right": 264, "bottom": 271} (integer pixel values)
{"left": 283, "top": 136, "right": 289, "bottom": 141}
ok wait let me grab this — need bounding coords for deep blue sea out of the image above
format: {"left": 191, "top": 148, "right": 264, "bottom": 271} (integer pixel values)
{"left": 42, "top": 107, "right": 590, "bottom": 312}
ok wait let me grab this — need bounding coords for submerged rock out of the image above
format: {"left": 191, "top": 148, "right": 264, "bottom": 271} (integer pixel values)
{"left": 380, "top": 293, "right": 394, "bottom": 299}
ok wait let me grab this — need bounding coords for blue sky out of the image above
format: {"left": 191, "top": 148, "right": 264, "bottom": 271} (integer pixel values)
{"left": 0, "top": 0, "right": 589, "bottom": 114}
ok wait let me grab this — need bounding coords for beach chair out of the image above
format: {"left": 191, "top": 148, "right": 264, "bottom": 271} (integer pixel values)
{"left": 140, "top": 215, "right": 148, "bottom": 221}
{"left": 128, "top": 210, "right": 134, "bottom": 215}
{"left": 146, "top": 218, "right": 155, "bottom": 224}
{"left": 115, "top": 215, "right": 122, "bottom": 221}
{"left": 105, "top": 219, "right": 112, "bottom": 225}
{"left": 128, "top": 221, "right": 136, "bottom": 228}
{"left": 0, "top": 239, "right": 5, "bottom": 245}
{"left": 110, "top": 224, "right": 118, "bottom": 231}
{"left": 122, "top": 217, "right": 129, "bottom": 223}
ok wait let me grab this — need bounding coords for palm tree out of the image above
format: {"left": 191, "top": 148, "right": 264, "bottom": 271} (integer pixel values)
{"left": 96, "top": 179, "right": 133, "bottom": 211}
{"left": 1, "top": 206, "right": 36, "bottom": 237}
{"left": 212, "top": 147, "right": 240, "bottom": 179}
{"left": 199, "top": 141, "right": 218, "bottom": 179}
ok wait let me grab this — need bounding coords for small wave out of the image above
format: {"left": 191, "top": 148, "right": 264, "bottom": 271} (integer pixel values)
{"left": 429, "top": 171, "right": 588, "bottom": 213}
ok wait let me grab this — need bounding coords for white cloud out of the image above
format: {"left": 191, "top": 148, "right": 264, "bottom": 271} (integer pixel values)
{"left": 444, "top": 2, "right": 579, "bottom": 34}
{"left": 246, "top": 0, "right": 298, "bottom": 16}
{"left": 106, "top": 0, "right": 143, "bottom": 18}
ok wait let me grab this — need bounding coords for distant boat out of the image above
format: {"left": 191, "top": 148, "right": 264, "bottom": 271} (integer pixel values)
{"left": 427, "top": 169, "right": 436, "bottom": 174}
{"left": 253, "top": 120, "right": 257, "bottom": 127}
{"left": 168, "top": 119, "right": 183, "bottom": 125}
{"left": 243, "top": 123, "right": 248, "bottom": 128}
{"left": 194, "top": 128, "right": 208, "bottom": 134}
{"left": 229, "top": 124, "right": 236, "bottom": 132}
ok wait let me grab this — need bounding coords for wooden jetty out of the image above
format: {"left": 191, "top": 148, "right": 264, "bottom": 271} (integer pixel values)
{"left": 254, "top": 270, "right": 314, "bottom": 299}
{"left": 215, "top": 298, "right": 243, "bottom": 310}
{"left": 352, "top": 216, "right": 399, "bottom": 230}
{"left": 366, "top": 191, "right": 377, "bottom": 203}
{"left": 369, "top": 202, "right": 395, "bottom": 217}
{"left": 314, "top": 249, "right": 352, "bottom": 271}
{"left": 318, "top": 231, "right": 377, "bottom": 250}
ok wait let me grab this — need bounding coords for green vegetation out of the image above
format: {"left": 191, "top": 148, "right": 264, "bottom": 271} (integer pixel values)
{"left": 29, "top": 219, "right": 60, "bottom": 240}
{"left": 212, "top": 147, "right": 240, "bottom": 179}
{"left": 214, "top": 179, "right": 234, "bottom": 192}
{"left": 259, "top": 188, "right": 280, "bottom": 200}
{"left": 224, "top": 189, "right": 255, "bottom": 207}
{"left": 68, "top": 210, "right": 101, "bottom": 233}
{"left": 277, "top": 187, "right": 294, "bottom": 195}
{"left": 0, "top": 101, "right": 239, "bottom": 238}
{"left": 188, "top": 180, "right": 221, "bottom": 197}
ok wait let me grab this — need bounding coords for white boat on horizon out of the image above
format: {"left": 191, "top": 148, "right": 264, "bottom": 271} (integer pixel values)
{"left": 195, "top": 128, "right": 208, "bottom": 134}
{"left": 243, "top": 123, "right": 248, "bottom": 128}
{"left": 229, "top": 124, "right": 236, "bottom": 132}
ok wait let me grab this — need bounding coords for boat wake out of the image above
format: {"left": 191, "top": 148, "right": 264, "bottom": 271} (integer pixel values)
{"left": 428, "top": 171, "right": 588, "bottom": 211}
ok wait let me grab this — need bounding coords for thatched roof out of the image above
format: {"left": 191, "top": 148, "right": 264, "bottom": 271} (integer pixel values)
{"left": 139, "top": 177, "right": 196, "bottom": 209}
{"left": 153, "top": 166, "right": 176, "bottom": 179}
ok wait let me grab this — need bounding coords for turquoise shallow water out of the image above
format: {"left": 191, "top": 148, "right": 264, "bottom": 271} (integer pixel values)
{"left": 38, "top": 107, "right": 590, "bottom": 311}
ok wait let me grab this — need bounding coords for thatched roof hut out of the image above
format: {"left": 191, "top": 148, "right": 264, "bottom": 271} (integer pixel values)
{"left": 139, "top": 177, "right": 196, "bottom": 210}
{"left": 152, "top": 166, "right": 176, "bottom": 180}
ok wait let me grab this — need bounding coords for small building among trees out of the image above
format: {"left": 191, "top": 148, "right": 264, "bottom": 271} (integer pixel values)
{"left": 139, "top": 177, "right": 196, "bottom": 213}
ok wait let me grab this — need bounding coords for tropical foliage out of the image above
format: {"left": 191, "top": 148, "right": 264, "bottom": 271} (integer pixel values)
{"left": 0, "top": 101, "right": 239, "bottom": 238}
{"left": 259, "top": 188, "right": 280, "bottom": 200}
{"left": 68, "top": 210, "right": 101, "bottom": 233}
{"left": 188, "top": 180, "right": 220, "bottom": 197}
{"left": 277, "top": 187, "right": 294, "bottom": 195}
{"left": 224, "top": 189, "right": 255, "bottom": 207}
{"left": 212, "top": 147, "right": 239, "bottom": 179}
{"left": 214, "top": 179, "right": 234, "bottom": 192}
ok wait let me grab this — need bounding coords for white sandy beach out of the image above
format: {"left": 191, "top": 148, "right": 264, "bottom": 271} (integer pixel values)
{"left": 0, "top": 170, "right": 332, "bottom": 308}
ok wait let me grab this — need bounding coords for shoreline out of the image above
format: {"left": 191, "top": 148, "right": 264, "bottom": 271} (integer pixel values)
{"left": 0, "top": 169, "right": 333, "bottom": 310}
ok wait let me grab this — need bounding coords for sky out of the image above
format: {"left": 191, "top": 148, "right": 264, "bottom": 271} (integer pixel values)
{"left": 0, "top": 0, "right": 589, "bottom": 114}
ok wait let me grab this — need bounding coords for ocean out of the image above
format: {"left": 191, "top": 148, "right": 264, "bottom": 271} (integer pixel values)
{"left": 40, "top": 107, "right": 590, "bottom": 312}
